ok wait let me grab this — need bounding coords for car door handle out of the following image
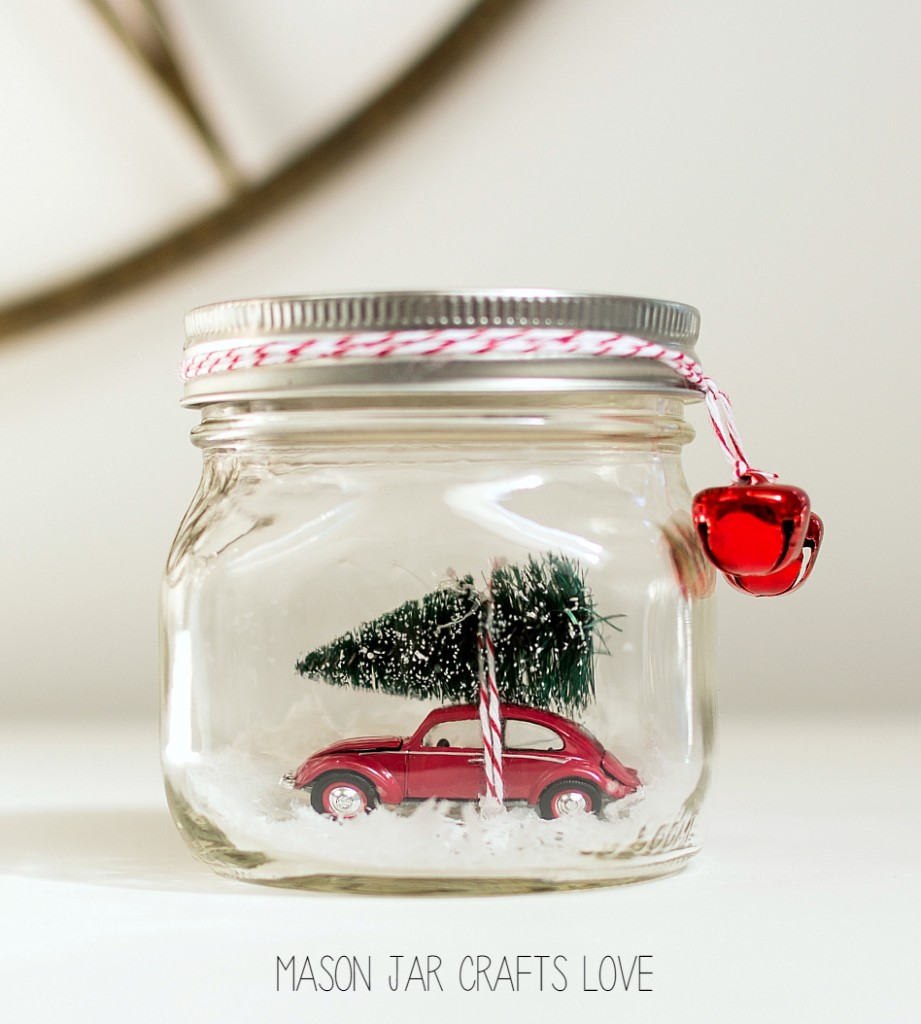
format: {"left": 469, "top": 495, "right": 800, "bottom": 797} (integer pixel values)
{"left": 467, "top": 757, "right": 484, "bottom": 764}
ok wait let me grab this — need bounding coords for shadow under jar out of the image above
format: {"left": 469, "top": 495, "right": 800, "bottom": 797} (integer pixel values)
{"left": 162, "top": 291, "right": 717, "bottom": 893}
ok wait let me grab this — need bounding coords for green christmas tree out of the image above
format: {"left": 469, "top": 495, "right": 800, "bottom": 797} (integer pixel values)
{"left": 295, "top": 554, "right": 620, "bottom": 716}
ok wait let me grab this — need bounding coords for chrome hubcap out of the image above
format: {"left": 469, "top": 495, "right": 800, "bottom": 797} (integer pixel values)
{"left": 326, "top": 785, "right": 365, "bottom": 816}
{"left": 554, "top": 790, "right": 590, "bottom": 815}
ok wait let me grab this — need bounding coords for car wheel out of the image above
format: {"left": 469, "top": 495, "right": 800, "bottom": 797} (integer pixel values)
{"left": 310, "top": 772, "right": 378, "bottom": 819}
{"left": 538, "top": 778, "right": 602, "bottom": 819}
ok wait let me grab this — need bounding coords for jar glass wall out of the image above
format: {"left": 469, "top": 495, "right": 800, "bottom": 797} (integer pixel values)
{"left": 161, "top": 392, "right": 716, "bottom": 892}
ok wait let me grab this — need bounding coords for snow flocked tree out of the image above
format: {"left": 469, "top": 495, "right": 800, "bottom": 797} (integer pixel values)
{"left": 295, "top": 554, "right": 621, "bottom": 716}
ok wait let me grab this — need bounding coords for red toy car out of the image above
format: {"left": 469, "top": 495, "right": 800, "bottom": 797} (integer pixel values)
{"left": 281, "top": 704, "right": 640, "bottom": 819}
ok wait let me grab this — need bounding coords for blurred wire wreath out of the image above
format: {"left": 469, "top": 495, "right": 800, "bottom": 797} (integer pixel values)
{"left": 0, "top": 0, "right": 528, "bottom": 340}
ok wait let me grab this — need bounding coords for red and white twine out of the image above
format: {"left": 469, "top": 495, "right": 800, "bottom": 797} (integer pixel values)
{"left": 181, "top": 328, "right": 771, "bottom": 481}
{"left": 476, "top": 565, "right": 504, "bottom": 811}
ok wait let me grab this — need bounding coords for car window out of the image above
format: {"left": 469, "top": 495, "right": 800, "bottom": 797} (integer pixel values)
{"left": 504, "top": 719, "right": 564, "bottom": 752}
{"left": 422, "top": 718, "right": 484, "bottom": 749}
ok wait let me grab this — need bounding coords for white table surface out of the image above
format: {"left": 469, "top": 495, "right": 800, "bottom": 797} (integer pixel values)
{"left": 1, "top": 715, "right": 918, "bottom": 1023}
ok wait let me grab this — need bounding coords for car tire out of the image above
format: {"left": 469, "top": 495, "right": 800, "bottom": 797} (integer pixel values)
{"left": 310, "top": 771, "right": 379, "bottom": 819}
{"left": 538, "top": 778, "right": 602, "bottom": 819}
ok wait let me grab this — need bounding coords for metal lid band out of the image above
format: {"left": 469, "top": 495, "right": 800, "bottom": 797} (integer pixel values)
{"left": 184, "top": 290, "right": 700, "bottom": 349}
{"left": 181, "top": 291, "right": 703, "bottom": 402}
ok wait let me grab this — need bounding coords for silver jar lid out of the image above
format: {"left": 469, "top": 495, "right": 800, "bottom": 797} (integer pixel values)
{"left": 181, "top": 290, "right": 701, "bottom": 405}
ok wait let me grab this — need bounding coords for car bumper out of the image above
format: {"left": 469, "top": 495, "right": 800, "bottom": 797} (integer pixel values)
{"left": 603, "top": 779, "right": 638, "bottom": 800}
{"left": 279, "top": 769, "right": 298, "bottom": 789}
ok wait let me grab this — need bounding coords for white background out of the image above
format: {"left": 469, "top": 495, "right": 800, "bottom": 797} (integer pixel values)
{"left": 0, "top": 2, "right": 918, "bottom": 1021}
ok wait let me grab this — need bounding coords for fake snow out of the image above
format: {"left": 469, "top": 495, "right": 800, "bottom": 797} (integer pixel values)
{"left": 171, "top": 688, "right": 699, "bottom": 878}
{"left": 178, "top": 747, "right": 696, "bottom": 878}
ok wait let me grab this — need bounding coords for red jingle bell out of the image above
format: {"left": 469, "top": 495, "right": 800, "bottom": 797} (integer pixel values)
{"left": 725, "top": 513, "right": 824, "bottom": 596}
{"left": 692, "top": 480, "right": 811, "bottom": 577}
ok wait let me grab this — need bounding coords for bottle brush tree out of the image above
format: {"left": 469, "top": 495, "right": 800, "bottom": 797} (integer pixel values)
{"left": 295, "top": 553, "right": 621, "bottom": 716}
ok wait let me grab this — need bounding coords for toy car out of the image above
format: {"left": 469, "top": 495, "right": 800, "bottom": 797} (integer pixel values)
{"left": 281, "top": 703, "right": 640, "bottom": 819}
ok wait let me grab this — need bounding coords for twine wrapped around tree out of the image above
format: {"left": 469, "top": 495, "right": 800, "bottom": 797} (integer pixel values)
{"left": 476, "top": 561, "right": 503, "bottom": 808}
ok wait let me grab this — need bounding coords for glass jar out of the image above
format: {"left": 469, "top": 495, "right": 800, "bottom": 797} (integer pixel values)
{"left": 162, "top": 291, "right": 716, "bottom": 893}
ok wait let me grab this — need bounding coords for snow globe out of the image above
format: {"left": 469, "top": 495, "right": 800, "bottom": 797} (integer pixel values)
{"left": 162, "top": 290, "right": 751, "bottom": 892}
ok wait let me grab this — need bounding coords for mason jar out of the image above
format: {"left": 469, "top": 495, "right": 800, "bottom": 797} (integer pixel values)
{"left": 162, "top": 290, "right": 716, "bottom": 893}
